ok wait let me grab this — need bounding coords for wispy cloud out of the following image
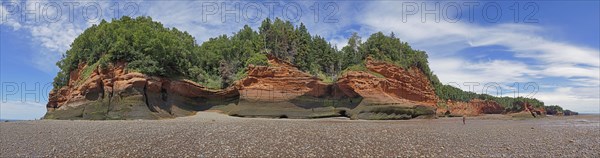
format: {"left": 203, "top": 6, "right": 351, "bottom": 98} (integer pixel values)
{"left": 536, "top": 87, "right": 600, "bottom": 113}
{"left": 358, "top": 2, "right": 599, "bottom": 65}
{"left": 429, "top": 58, "right": 537, "bottom": 84}
{"left": 1, "top": 0, "right": 112, "bottom": 73}
{"left": 356, "top": 1, "right": 599, "bottom": 112}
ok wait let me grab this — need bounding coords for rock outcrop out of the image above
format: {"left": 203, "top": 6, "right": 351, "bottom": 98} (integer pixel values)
{"left": 437, "top": 99, "right": 504, "bottom": 116}
{"left": 562, "top": 110, "right": 579, "bottom": 116}
{"left": 238, "top": 55, "right": 336, "bottom": 102}
{"left": 340, "top": 58, "right": 438, "bottom": 106}
{"left": 226, "top": 56, "right": 439, "bottom": 119}
{"left": 229, "top": 55, "right": 360, "bottom": 118}
{"left": 46, "top": 56, "right": 440, "bottom": 120}
{"left": 509, "top": 101, "right": 546, "bottom": 118}
{"left": 45, "top": 62, "right": 238, "bottom": 120}
{"left": 335, "top": 58, "right": 438, "bottom": 119}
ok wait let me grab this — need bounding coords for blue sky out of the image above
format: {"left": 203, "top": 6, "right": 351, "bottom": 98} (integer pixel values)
{"left": 1, "top": 0, "right": 599, "bottom": 120}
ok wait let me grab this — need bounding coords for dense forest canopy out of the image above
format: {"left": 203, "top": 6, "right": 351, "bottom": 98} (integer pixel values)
{"left": 54, "top": 16, "right": 200, "bottom": 87}
{"left": 54, "top": 16, "right": 560, "bottom": 112}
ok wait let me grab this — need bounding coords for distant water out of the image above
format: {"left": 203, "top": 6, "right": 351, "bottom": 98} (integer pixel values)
{"left": 578, "top": 113, "right": 600, "bottom": 115}
{"left": 0, "top": 119, "right": 25, "bottom": 122}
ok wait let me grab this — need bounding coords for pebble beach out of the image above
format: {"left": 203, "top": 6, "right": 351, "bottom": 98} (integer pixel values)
{"left": 1, "top": 113, "right": 599, "bottom": 157}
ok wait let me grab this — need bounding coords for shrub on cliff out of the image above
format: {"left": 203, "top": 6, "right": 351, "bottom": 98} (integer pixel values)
{"left": 545, "top": 105, "right": 564, "bottom": 115}
{"left": 563, "top": 110, "right": 578, "bottom": 116}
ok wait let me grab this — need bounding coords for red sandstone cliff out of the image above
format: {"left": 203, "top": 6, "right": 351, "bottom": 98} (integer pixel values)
{"left": 436, "top": 99, "right": 504, "bottom": 116}
{"left": 510, "top": 101, "right": 546, "bottom": 118}
{"left": 336, "top": 58, "right": 438, "bottom": 108}
{"left": 46, "top": 56, "right": 442, "bottom": 119}
{"left": 237, "top": 55, "right": 439, "bottom": 108}
{"left": 231, "top": 56, "right": 438, "bottom": 119}
{"left": 237, "top": 55, "right": 331, "bottom": 102}
{"left": 45, "top": 62, "right": 238, "bottom": 119}
{"left": 435, "top": 99, "right": 547, "bottom": 117}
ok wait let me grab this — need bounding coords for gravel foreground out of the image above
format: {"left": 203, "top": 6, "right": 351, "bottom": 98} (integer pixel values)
{"left": 1, "top": 113, "right": 599, "bottom": 157}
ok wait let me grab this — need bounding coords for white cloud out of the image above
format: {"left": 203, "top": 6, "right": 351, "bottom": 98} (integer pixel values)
{"left": 357, "top": 1, "right": 599, "bottom": 112}
{"left": 0, "top": 0, "right": 24, "bottom": 30}
{"left": 429, "top": 58, "right": 537, "bottom": 84}
{"left": 29, "top": 22, "right": 82, "bottom": 53}
{"left": 0, "top": 0, "right": 111, "bottom": 74}
{"left": 358, "top": 1, "right": 599, "bottom": 65}
{"left": 535, "top": 87, "right": 600, "bottom": 113}
{"left": 142, "top": 1, "right": 214, "bottom": 42}
{"left": 541, "top": 64, "right": 600, "bottom": 80}
{"left": 466, "top": 27, "right": 600, "bottom": 67}
{"left": 0, "top": 101, "right": 47, "bottom": 120}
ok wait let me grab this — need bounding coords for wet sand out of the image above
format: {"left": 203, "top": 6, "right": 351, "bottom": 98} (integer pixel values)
{"left": 1, "top": 113, "right": 599, "bottom": 157}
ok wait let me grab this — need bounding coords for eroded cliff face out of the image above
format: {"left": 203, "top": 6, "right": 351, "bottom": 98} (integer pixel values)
{"left": 435, "top": 99, "right": 547, "bottom": 117}
{"left": 436, "top": 99, "right": 504, "bottom": 116}
{"left": 338, "top": 58, "right": 438, "bottom": 107}
{"left": 509, "top": 101, "right": 546, "bottom": 118}
{"left": 333, "top": 58, "right": 438, "bottom": 119}
{"left": 229, "top": 56, "right": 438, "bottom": 119}
{"left": 46, "top": 56, "right": 440, "bottom": 120}
{"left": 239, "top": 56, "right": 333, "bottom": 102}
{"left": 45, "top": 62, "right": 238, "bottom": 120}
{"left": 230, "top": 55, "right": 362, "bottom": 118}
